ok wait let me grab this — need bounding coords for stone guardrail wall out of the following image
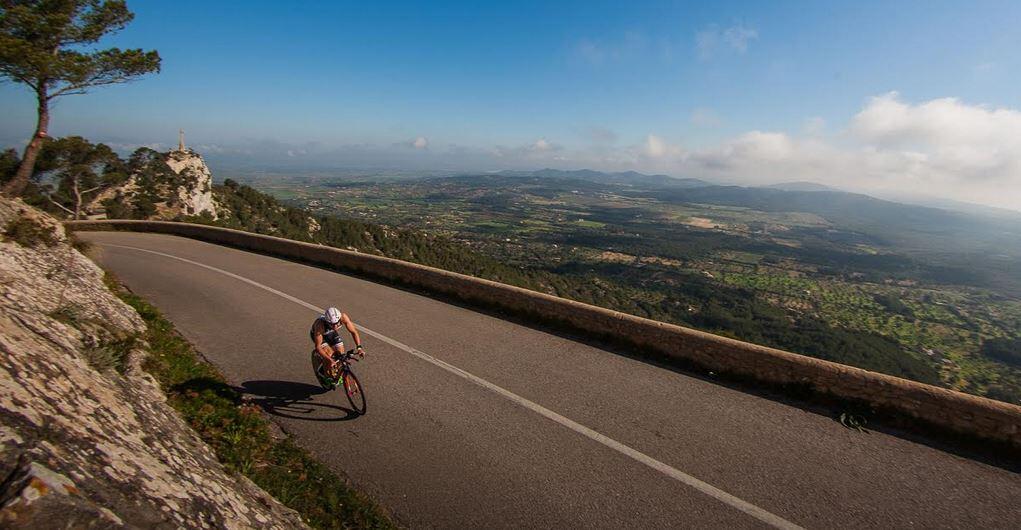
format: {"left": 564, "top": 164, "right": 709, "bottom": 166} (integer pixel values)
{"left": 68, "top": 220, "right": 1021, "bottom": 449}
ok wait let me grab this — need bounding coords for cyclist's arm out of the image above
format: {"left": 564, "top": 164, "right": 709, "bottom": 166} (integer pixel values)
{"left": 341, "top": 313, "right": 363, "bottom": 352}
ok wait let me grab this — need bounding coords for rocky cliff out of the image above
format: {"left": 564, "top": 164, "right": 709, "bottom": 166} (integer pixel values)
{"left": 89, "top": 148, "right": 219, "bottom": 221}
{"left": 164, "top": 149, "right": 219, "bottom": 219}
{"left": 0, "top": 198, "right": 302, "bottom": 528}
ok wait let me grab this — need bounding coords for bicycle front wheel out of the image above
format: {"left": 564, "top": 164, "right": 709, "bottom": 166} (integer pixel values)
{"left": 342, "top": 369, "right": 367, "bottom": 415}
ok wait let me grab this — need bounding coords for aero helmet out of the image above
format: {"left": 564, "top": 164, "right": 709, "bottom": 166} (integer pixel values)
{"left": 324, "top": 307, "right": 342, "bottom": 324}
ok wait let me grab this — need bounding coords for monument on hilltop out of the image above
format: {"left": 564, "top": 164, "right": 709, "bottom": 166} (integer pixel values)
{"left": 84, "top": 127, "right": 218, "bottom": 220}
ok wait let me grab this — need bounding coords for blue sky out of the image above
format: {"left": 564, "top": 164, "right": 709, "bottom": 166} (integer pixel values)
{"left": 2, "top": 0, "right": 1020, "bottom": 207}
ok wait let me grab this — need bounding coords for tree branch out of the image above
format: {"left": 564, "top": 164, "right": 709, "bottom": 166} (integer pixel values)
{"left": 46, "top": 195, "right": 75, "bottom": 216}
{"left": 50, "top": 73, "right": 140, "bottom": 99}
{"left": 0, "top": 68, "right": 38, "bottom": 91}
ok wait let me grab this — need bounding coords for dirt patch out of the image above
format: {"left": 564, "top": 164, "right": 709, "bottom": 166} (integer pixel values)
{"left": 683, "top": 216, "right": 722, "bottom": 229}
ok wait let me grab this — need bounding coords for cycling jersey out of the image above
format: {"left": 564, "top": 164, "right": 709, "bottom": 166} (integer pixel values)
{"left": 310, "top": 315, "right": 344, "bottom": 347}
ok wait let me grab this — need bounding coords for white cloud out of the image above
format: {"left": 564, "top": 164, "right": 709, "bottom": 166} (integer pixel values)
{"left": 644, "top": 134, "right": 667, "bottom": 158}
{"left": 533, "top": 138, "right": 552, "bottom": 152}
{"left": 393, "top": 136, "right": 430, "bottom": 150}
{"left": 852, "top": 92, "right": 1021, "bottom": 150}
{"left": 643, "top": 134, "right": 682, "bottom": 159}
{"left": 847, "top": 92, "right": 1021, "bottom": 191}
{"left": 696, "top": 24, "right": 758, "bottom": 60}
{"left": 506, "top": 94, "right": 1021, "bottom": 210}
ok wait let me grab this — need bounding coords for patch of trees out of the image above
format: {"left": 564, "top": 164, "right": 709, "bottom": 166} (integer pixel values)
{"left": 6, "top": 137, "right": 203, "bottom": 220}
{"left": 872, "top": 293, "right": 913, "bottom": 318}
{"left": 981, "top": 338, "right": 1021, "bottom": 368}
{"left": 2, "top": 137, "right": 126, "bottom": 218}
{"left": 1, "top": 0, "right": 160, "bottom": 197}
{"left": 554, "top": 260, "right": 939, "bottom": 385}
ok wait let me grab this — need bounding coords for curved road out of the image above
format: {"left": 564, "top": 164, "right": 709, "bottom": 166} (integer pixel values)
{"left": 81, "top": 232, "right": 1020, "bottom": 529}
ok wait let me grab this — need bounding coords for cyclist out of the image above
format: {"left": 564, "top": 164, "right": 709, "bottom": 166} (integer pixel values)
{"left": 311, "top": 307, "right": 364, "bottom": 379}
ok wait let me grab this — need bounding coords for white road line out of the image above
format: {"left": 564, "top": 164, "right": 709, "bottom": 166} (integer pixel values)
{"left": 101, "top": 242, "right": 804, "bottom": 530}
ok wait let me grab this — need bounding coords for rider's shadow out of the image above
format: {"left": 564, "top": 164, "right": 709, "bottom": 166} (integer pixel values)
{"left": 237, "top": 380, "right": 361, "bottom": 422}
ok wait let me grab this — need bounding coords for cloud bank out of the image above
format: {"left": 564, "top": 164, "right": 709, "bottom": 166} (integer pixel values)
{"left": 79, "top": 93, "right": 1021, "bottom": 211}
{"left": 686, "top": 93, "right": 1021, "bottom": 209}
{"left": 463, "top": 93, "right": 1021, "bottom": 210}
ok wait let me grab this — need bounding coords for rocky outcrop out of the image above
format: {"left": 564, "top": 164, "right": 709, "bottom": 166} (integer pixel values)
{"left": 0, "top": 199, "right": 303, "bottom": 528}
{"left": 164, "top": 149, "right": 219, "bottom": 219}
{"left": 88, "top": 148, "right": 219, "bottom": 221}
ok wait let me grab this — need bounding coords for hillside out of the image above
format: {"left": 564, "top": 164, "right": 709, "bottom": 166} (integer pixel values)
{"left": 0, "top": 199, "right": 304, "bottom": 528}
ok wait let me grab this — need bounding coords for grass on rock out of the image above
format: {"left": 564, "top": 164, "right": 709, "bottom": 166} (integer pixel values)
{"left": 3, "top": 215, "right": 59, "bottom": 247}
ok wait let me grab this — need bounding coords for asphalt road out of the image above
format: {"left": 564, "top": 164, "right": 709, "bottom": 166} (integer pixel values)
{"left": 81, "top": 232, "right": 1021, "bottom": 529}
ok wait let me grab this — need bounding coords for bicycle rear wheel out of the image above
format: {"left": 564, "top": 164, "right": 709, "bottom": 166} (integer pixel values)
{"left": 342, "top": 368, "right": 367, "bottom": 415}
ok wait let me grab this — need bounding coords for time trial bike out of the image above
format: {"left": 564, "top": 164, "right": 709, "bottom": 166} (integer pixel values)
{"left": 311, "top": 348, "right": 366, "bottom": 415}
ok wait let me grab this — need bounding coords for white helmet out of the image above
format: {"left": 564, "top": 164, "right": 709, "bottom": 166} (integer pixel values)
{"left": 324, "top": 307, "right": 342, "bottom": 324}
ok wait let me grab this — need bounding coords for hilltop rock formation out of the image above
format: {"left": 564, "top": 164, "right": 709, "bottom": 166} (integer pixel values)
{"left": 0, "top": 198, "right": 302, "bottom": 528}
{"left": 88, "top": 148, "right": 219, "bottom": 221}
{"left": 163, "top": 149, "right": 219, "bottom": 219}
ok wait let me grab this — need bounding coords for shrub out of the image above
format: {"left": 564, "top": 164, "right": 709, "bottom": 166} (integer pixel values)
{"left": 3, "top": 215, "right": 59, "bottom": 247}
{"left": 82, "top": 336, "right": 137, "bottom": 374}
{"left": 69, "top": 233, "right": 93, "bottom": 253}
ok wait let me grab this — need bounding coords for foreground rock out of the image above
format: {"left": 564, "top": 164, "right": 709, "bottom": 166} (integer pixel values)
{"left": 0, "top": 198, "right": 304, "bottom": 528}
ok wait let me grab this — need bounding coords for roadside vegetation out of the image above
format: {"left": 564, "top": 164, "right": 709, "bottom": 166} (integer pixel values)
{"left": 3, "top": 214, "right": 60, "bottom": 247}
{"left": 105, "top": 275, "right": 395, "bottom": 529}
